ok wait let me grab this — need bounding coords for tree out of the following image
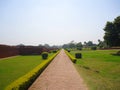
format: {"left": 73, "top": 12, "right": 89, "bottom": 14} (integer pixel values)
{"left": 76, "top": 42, "right": 83, "bottom": 50}
{"left": 44, "top": 44, "right": 50, "bottom": 48}
{"left": 98, "top": 39, "right": 106, "bottom": 48}
{"left": 68, "top": 40, "right": 76, "bottom": 48}
{"left": 104, "top": 16, "right": 120, "bottom": 47}
{"left": 87, "top": 41, "right": 93, "bottom": 46}
{"left": 83, "top": 41, "right": 97, "bottom": 48}
{"left": 62, "top": 44, "right": 69, "bottom": 49}
{"left": 69, "top": 43, "right": 76, "bottom": 48}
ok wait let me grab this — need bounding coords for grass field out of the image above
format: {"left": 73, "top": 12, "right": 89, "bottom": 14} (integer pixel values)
{"left": 70, "top": 49, "right": 120, "bottom": 90}
{"left": 0, "top": 53, "right": 53, "bottom": 90}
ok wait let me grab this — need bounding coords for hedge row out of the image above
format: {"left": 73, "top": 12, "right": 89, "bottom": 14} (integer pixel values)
{"left": 65, "top": 50, "right": 77, "bottom": 63}
{"left": 5, "top": 51, "right": 60, "bottom": 90}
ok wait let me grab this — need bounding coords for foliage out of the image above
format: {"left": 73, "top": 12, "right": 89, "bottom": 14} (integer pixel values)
{"left": 42, "top": 52, "right": 48, "bottom": 59}
{"left": 76, "top": 42, "right": 83, "bottom": 50}
{"left": 44, "top": 44, "right": 50, "bottom": 48}
{"left": 65, "top": 49, "right": 70, "bottom": 52}
{"left": 62, "top": 44, "right": 69, "bottom": 49}
{"left": 62, "top": 41, "right": 75, "bottom": 49}
{"left": 91, "top": 46, "right": 97, "bottom": 50}
{"left": 97, "top": 39, "right": 107, "bottom": 49}
{"left": 65, "top": 50, "right": 77, "bottom": 63}
{"left": 67, "top": 50, "right": 71, "bottom": 52}
{"left": 67, "top": 50, "right": 70, "bottom": 52}
{"left": 69, "top": 43, "right": 76, "bottom": 48}
{"left": 5, "top": 51, "right": 60, "bottom": 90}
{"left": 52, "top": 50, "right": 57, "bottom": 53}
{"left": 0, "top": 56, "right": 44, "bottom": 90}
{"left": 83, "top": 41, "right": 97, "bottom": 48}
{"left": 104, "top": 16, "right": 120, "bottom": 47}
{"left": 71, "top": 50, "right": 120, "bottom": 90}
{"left": 75, "top": 53, "right": 82, "bottom": 58}
{"left": 77, "top": 47, "right": 82, "bottom": 50}
{"left": 62, "top": 41, "right": 97, "bottom": 50}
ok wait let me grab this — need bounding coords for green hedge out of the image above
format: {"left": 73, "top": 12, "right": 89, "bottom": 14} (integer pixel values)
{"left": 42, "top": 52, "right": 48, "bottom": 59}
{"left": 65, "top": 50, "right": 77, "bottom": 63}
{"left": 5, "top": 51, "right": 60, "bottom": 90}
{"left": 52, "top": 50, "right": 57, "bottom": 53}
{"left": 75, "top": 53, "right": 82, "bottom": 59}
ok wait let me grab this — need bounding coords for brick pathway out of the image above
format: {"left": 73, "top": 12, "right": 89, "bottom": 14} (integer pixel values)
{"left": 28, "top": 49, "right": 88, "bottom": 90}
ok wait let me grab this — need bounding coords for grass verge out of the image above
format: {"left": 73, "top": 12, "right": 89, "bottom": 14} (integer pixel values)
{"left": 5, "top": 51, "right": 60, "bottom": 90}
{"left": 0, "top": 53, "right": 54, "bottom": 90}
{"left": 71, "top": 50, "right": 120, "bottom": 90}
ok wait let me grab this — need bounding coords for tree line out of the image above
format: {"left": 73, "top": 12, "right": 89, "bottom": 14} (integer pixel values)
{"left": 62, "top": 16, "right": 120, "bottom": 49}
{"left": 62, "top": 41, "right": 97, "bottom": 50}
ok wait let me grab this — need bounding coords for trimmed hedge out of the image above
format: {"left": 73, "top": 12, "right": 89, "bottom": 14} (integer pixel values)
{"left": 5, "top": 51, "right": 60, "bottom": 90}
{"left": 42, "top": 52, "right": 48, "bottom": 59}
{"left": 65, "top": 50, "right": 77, "bottom": 63}
{"left": 52, "top": 50, "right": 57, "bottom": 53}
{"left": 75, "top": 53, "right": 82, "bottom": 59}
{"left": 67, "top": 50, "right": 70, "bottom": 52}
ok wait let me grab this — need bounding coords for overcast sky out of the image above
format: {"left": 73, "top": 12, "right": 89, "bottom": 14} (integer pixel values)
{"left": 0, "top": 0, "right": 120, "bottom": 46}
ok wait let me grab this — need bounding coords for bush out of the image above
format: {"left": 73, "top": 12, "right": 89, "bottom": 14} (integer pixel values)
{"left": 65, "top": 50, "right": 76, "bottom": 63}
{"left": 42, "top": 52, "right": 48, "bottom": 59}
{"left": 52, "top": 50, "right": 57, "bottom": 53}
{"left": 75, "top": 53, "right": 82, "bottom": 59}
{"left": 67, "top": 50, "right": 70, "bottom": 52}
{"left": 65, "top": 49, "right": 70, "bottom": 52}
{"left": 5, "top": 51, "right": 60, "bottom": 90}
{"left": 77, "top": 47, "right": 82, "bottom": 50}
{"left": 91, "top": 46, "right": 97, "bottom": 50}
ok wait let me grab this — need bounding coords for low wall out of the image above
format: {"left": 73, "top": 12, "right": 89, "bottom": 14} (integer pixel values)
{"left": 0, "top": 45, "right": 19, "bottom": 58}
{"left": 0, "top": 44, "right": 57, "bottom": 59}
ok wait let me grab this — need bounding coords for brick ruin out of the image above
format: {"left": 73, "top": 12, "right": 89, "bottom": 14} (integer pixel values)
{"left": 0, "top": 44, "right": 57, "bottom": 58}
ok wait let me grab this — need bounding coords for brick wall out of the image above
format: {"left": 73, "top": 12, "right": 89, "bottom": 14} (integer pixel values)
{"left": 0, "top": 45, "right": 19, "bottom": 58}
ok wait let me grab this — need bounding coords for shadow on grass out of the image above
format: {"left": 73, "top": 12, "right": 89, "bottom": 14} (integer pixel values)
{"left": 78, "top": 65, "right": 100, "bottom": 74}
{"left": 111, "top": 51, "right": 120, "bottom": 56}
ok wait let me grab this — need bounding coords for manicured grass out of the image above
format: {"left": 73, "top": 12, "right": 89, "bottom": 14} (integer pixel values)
{"left": 70, "top": 50, "right": 120, "bottom": 90}
{"left": 0, "top": 53, "right": 53, "bottom": 90}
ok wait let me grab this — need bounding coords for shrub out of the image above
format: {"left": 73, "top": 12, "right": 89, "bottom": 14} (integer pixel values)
{"left": 52, "top": 50, "right": 57, "bottom": 53}
{"left": 42, "top": 52, "right": 48, "bottom": 59}
{"left": 75, "top": 53, "right": 82, "bottom": 59}
{"left": 77, "top": 47, "right": 82, "bottom": 50}
{"left": 5, "top": 50, "right": 60, "bottom": 90}
{"left": 65, "top": 50, "right": 76, "bottom": 63}
{"left": 91, "top": 46, "right": 97, "bottom": 50}
{"left": 67, "top": 50, "right": 70, "bottom": 52}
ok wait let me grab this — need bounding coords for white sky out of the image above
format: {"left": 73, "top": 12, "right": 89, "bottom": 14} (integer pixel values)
{"left": 0, "top": 0, "right": 120, "bottom": 45}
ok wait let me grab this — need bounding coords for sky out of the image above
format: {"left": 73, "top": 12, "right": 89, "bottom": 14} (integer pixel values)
{"left": 0, "top": 0, "right": 120, "bottom": 46}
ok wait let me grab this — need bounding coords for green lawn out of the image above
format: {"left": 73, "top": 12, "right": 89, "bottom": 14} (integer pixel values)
{"left": 0, "top": 53, "right": 53, "bottom": 90}
{"left": 70, "top": 49, "right": 120, "bottom": 90}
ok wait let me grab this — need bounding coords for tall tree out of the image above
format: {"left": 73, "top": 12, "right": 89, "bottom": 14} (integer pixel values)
{"left": 104, "top": 16, "right": 120, "bottom": 47}
{"left": 86, "top": 41, "right": 94, "bottom": 46}
{"left": 44, "top": 44, "right": 50, "bottom": 48}
{"left": 69, "top": 43, "right": 76, "bottom": 48}
{"left": 98, "top": 39, "right": 106, "bottom": 48}
{"left": 76, "top": 42, "right": 83, "bottom": 50}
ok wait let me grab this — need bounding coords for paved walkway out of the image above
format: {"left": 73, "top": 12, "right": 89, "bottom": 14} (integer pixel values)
{"left": 28, "top": 49, "right": 88, "bottom": 90}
